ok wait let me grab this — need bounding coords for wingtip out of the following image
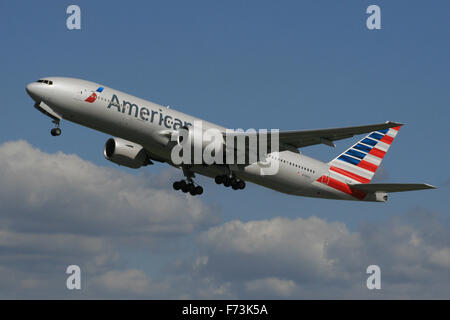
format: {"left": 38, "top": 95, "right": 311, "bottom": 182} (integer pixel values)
{"left": 386, "top": 121, "right": 405, "bottom": 127}
{"left": 424, "top": 184, "right": 437, "bottom": 189}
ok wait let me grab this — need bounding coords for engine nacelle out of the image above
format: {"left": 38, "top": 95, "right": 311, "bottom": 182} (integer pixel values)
{"left": 104, "top": 138, "right": 149, "bottom": 169}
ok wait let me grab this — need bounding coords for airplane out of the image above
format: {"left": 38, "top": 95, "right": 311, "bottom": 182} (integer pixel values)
{"left": 25, "top": 77, "right": 435, "bottom": 202}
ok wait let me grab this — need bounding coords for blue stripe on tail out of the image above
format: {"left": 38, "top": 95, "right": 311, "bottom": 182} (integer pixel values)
{"left": 361, "top": 138, "right": 378, "bottom": 146}
{"left": 338, "top": 155, "right": 361, "bottom": 165}
{"left": 369, "top": 132, "right": 384, "bottom": 141}
{"left": 353, "top": 143, "right": 372, "bottom": 153}
{"left": 346, "top": 149, "right": 366, "bottom": 159}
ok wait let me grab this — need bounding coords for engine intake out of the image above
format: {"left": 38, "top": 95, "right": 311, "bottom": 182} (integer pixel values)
{"left": 104, "top": 138, "right": 150, "bottom": 169}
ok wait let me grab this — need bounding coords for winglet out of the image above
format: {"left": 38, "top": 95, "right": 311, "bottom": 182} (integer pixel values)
{"left": 385, "top": 121, "right": 404, "bottom": 128}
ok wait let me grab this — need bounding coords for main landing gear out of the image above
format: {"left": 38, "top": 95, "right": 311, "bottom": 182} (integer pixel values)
{"left": 173, "top": 166, "right": 203, "bottom": 196}
{"left": 50, "top": 120, "right": 61, "bottom": 136}
{"left": 215, "top": 175, "right": 246, "bottom": 190}
{"left": 173, "top": 179, "right": 203, "bottom": 196}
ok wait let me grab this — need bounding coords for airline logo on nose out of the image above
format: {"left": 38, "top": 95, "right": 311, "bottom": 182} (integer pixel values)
{"left": 85, "top": 92, "right": 97, "bottom": 103}
{"left": 84, "top": 87, "right": 104, "bottom": 103}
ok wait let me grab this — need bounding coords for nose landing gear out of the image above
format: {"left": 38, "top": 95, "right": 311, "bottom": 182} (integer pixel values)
{"left": 50, "top": 127, "right": 61, "bottom": 136}
{"left": 50, "top": 120, "right": 61, "bottom": 136}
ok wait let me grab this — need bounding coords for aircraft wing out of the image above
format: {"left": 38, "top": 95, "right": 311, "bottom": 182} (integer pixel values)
{"left": 224, "top": 121, "right": 403, "bottom": 151}
{"left": 350, "top": 183, "right": 436, "bottom": 193}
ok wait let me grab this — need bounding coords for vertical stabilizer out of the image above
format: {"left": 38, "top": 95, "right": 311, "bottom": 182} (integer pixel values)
{"left": 328, "top": 125, "right": 402, "bottom": 184}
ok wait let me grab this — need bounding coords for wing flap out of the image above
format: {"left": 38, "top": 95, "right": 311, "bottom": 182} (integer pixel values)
{"left": 350, "top": 183, "right": 436, "bottom": 193}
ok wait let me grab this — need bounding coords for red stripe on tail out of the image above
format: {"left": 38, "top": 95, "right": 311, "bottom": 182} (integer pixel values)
{"left": 369, "top": 147, "right": 386, "bottom": 159}
{"left": 317, "top": 176, "right": 366, "bottom": 200}
{"left": 330, "top": 166, "right": 371, "bottom": 184}
{"left": 380, "top": 135, "right": 394, "bottom": 145}
{"left": 358, "top": 160, "right": 378, "bottom": 172}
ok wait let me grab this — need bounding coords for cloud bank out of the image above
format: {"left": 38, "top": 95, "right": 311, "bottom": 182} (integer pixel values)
{"left": 0, "top": 140, "right": 448, "bottom": 299}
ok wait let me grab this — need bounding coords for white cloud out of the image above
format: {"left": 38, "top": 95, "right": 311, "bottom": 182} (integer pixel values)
{"left": 0, "top": 140, "right": 448, "bottom": 299}
{"left": 0, "top": 140, "right": 219, "bottom": 238}
{"left": 244, "top": 277, "right": 297, "bottom": 298}
{"left": 94, "top": 269, "right": 151, "bottom": 295}
{"left": 194, "top": 213, "right": 450, "bottom": 298}
{"left": 0, "top": 140, "right": 219, "bottom": 298}
{"left": 197, "top": 217, "right": 360, "bottom": 282}
{"left": 429, "top": 248, "right": 450, "bottom": 268}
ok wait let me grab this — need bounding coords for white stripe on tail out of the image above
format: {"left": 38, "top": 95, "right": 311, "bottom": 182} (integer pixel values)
{"left": 328, "top": 126, "right": 401, "bottom": 184}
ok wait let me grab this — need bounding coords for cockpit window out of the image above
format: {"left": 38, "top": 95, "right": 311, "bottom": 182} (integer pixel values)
{"left": 36, "top": 79, "right": 53, "bottom": 85}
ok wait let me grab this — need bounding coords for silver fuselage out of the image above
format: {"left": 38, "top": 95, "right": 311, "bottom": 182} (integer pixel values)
{"left": 26, "top": 77, "right": 355, "bottom": 201}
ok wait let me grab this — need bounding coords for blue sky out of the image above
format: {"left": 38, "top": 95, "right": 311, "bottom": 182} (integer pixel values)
{"left": 0, "top": 1, "right": 449, "bottom": 298}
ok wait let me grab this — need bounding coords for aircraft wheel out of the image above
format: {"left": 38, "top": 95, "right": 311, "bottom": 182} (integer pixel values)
{"left": 223, "top": 176, "right": 231, "bottom": 187}
{"left": 181, "top": 181, "right": 189, "bottom": 193}
{"left": 195, "top": 186, "right": 203, "bottom": 195}
{"left": 189, "top": 188, "right": 197, "bottom": 196}
{"left": 50, "top": 128, "right": 61, "bottom": 136}
{"left": 173, "top": 181, "right": 181, "bottom": 190}
{"left": 232, "top": 183, "right": 239, "bottom": 190}
{"left": 238, "top": 181, "right": 246, "bottom": 189}
{"left": 215, "top": 176, "right": 223, "bottom": 184}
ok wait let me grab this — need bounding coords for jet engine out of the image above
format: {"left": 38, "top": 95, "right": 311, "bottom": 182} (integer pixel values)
{"left": 104, "top": 137, "right": 150, "bottom": 169}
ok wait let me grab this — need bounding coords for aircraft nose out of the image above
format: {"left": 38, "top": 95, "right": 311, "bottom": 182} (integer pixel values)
{"left": 26, "top": 82, "right": 41, "bottom": 102}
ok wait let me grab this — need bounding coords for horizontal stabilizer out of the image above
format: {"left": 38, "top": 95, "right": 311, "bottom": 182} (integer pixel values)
{"left": 350, "top": 183, "right": 436, "bottom": 193}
